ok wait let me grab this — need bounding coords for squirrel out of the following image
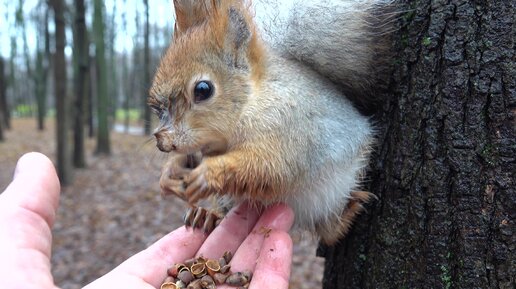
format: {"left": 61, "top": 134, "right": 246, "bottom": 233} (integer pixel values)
{"left": 148, "top": 0, "right": 394, "bottom": 245}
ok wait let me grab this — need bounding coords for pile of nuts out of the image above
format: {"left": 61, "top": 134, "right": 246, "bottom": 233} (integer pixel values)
{"left": 161, "top": 251, "right": 252, "bottom": 289}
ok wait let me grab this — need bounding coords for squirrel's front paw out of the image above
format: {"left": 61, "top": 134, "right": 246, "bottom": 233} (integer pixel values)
{"left": 160, "top": 154, "right": 200, "bottom": 200}
{"left": 183, "top": 206, "right": 222, "bottom": 233}
{"left": 184, "top": 163, "right": 211, "bottom": 204}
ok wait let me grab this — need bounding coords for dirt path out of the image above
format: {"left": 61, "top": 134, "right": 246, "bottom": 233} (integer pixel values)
{"left": 0, "top": 119, "right": 323, "bottom": 289}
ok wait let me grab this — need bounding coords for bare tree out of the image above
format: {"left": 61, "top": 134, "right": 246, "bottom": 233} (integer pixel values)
{"left": 142, "top": 0, "right": 152, "bottom": 135}
{"left": 34, "top": 0, "right": 51, "bottom": 131}
{"left": 121, "top": 1, "right": 130, "bottom": 133}
{"left": 50, "top": 0, "right": 72, "bottom": 185}
{"left": 0, "top": 58, "right": 5, "bottom": 141}
{"left": 93, "top": 0, "right": 111, "bottom": 155}
{"left": 321, "top": 1, "right": 515, "bottom": 288}
{"left": 72, "top": 0, "right": 89, "bottom": 167}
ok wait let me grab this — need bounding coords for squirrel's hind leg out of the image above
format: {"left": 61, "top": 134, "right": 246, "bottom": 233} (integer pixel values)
{"left": 316, "top": 191, "right": 376, "bottom": 245}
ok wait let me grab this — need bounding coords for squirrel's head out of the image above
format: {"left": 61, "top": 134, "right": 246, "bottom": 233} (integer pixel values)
{"left": 148, "top": 0, "right": 265, "bottom": 156}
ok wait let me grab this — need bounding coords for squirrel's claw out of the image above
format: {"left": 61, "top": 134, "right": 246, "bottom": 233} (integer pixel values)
{"left": 183, "top": 206, "right": 222, "bottom": 233}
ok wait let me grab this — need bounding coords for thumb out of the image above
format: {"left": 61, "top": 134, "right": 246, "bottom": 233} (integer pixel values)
{"left": 0, "top": 152, "right": 61, "bottom": 289}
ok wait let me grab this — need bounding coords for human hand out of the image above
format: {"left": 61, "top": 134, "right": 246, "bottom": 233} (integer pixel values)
{"left": 0, "top": 152, "right": 294, "bottom": 289}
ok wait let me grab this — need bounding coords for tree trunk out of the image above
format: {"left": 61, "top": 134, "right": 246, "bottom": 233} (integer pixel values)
{"left": 121, "top": 2, "right": 130, "bottom": 134}
{"left": 0, "top": 58, "right": 5, "bottom": 141}
{"left": 72, "top": 0, "right": 89, "bottom": 168}
{"left": 50, "top": 0, "right": 73, "bottom": 186}
{"left": 0, "top": 54, "right": 8, "bottom": 131}
{"left": 87, "top": 55, "right": 95, "bottom": 138}
{"left": 16, "top": 0, "right": 35, "bottom": 118}
{"left": 321, "top": 1, "right": 515, "bottom": 288}
{"left": 93, "top": 0, "right": 111, "bottom": 155}
{"left": 108, "top": 3, "right": 118, "bottom": 129}
{"left": 122, "top": 51, "right": 130, "bottom": 134}
{"left": 143, "top": 0, "right": 152, "bottom": 135}
{"left": 35, "top": 4, "right": 50, "bottom": 131}
{"left": 5, "top": 37, "right": 16, "bottom": 129}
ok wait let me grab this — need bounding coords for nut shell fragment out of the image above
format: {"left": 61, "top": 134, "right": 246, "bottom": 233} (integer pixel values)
{"left": 186, "top": 279, "right": 202, "bottom": 289}
{"left": 175, "top": 280, "right": 187, "bottom": 289}
{"left": 190, "top": 262, "right": 207, "bottom": 278}
{"left": 218, "top": 257, "right": 227, "bottom": 267}
{"left": 213, "top": 272, "right": 228, "bottom": 285}
{"left": 242, "top": 270, "right": 253, "bottom": 281}
{"left": 223, "top": 251, "right": 233, "bottom": 264}
{"left": 160, "top": 282, "right": 177, "bottom": 289}
{"left": 177, "top": 270, "right": 194, "bottom": 284}
{"left": 220, "top": 264, "right": 231, "bottom": 274}
{"left": 200, "top": 275, "right": 215, "bottom": 286}
{"left": 184, "top": 258, "right": 196, "bottom": 268}
{"left": 226, "top": 272, "right": 249, "bottom": 287}
{"left": 206, "top": 259, "right": 221, "bottom": 276}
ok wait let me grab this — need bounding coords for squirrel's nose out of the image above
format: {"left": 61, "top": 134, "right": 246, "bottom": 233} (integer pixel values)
{"left": 154, "top": 131, "right": 177, "bottom": 152}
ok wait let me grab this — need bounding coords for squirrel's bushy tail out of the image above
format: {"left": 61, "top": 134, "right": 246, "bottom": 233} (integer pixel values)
{"left": 254, "top": 0, "right": 397, "bottom": 106}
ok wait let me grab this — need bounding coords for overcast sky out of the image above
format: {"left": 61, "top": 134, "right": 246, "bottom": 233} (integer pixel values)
{"left": 0, "top": 0, "right": 173, "bottom": 58}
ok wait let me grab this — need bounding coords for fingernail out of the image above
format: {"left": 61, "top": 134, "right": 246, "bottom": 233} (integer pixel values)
{"left": 13, "top": 152, "right": 47, "bottom": 179}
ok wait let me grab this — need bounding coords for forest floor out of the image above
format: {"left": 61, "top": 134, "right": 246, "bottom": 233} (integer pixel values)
{"left": 0, "top": 118, "right": 324, "bottom": 289}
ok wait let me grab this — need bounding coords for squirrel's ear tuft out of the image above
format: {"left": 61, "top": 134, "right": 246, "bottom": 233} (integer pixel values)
{"left": 227, "top": 7, "right": 251, "bottom": 51}
{"left": 223, "top": 7, "right": 252, "bottom": 68}
{"left": 173, "top": 0, "right": 214, "bottom": 37}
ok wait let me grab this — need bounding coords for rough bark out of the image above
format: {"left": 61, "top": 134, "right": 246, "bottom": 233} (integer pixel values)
{"left": 321, "top": 1, "right": 515, "bottom": 288}
{"left": 73, "top": 0, "right": 89, "bottom": 168}
{"left": 50, "top": 0, "right": 73, "bottom": 185}
{"left": 93, "top": 0, "right": 111, "bottom": 155}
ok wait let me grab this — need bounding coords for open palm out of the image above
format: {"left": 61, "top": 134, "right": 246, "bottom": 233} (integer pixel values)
{"left": 0, "top": 153, "right": 293, "bottom": 289}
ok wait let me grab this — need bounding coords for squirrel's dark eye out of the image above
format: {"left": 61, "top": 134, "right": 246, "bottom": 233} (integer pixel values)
{"left": 194, "top": 81, "right": 214, "bottom": 103}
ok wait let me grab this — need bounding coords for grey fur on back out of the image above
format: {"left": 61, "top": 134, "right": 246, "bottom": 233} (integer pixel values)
{"left": 252, "top": 0, "right": 395, "bottom": 104}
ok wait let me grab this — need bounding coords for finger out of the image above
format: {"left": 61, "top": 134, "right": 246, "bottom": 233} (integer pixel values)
{"left": 249, "top": 230, "right": 293, "bottom": 289}
{"left": 195, "top": 202, "right": 261, "bottom": 259}
{"left": 86, "top": 204, "right": 257, "bottom": 288}
{"left": 86, "top": 226, "right": 207, "bottom": 289}
{"left": 228, "top": 204, "right": 294, "bottom": 273}
{"left": 0, "top": 152, "right": 60, "bottom": 289}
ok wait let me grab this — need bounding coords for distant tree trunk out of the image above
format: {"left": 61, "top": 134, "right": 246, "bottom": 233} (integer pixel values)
{"left": 0, "top": 58, "right": 5, "bottom": 141}
{"left": 122, "top": 52, "right": 130, "bottom": 133}
{"left": 72, "top": 0, "right": 89, "bottom": 168}
{"left": 87, "top": 55, "right": 95, "bottom": 138}
{"left": 17, "top": 0, "right": 35, "bottom": 118}
{"left": 143, "top": 0, "right": 152, "bottom": 135}
{"left": 35, "top": 50, "right": 46, "bottom": 130}
{"left": 321, "top": 1, "right": 515, "bottom": 289}
{"left": 35, "top": 3, "right": 50, "bottom": 131}
{"left": 108, "top": 3, "right": 118, "bottom": 128}
{"left": 121, "top": 2, "right": 130, "bottom": 134}
{"left": 6, "top": 37, "right": 16, "bottom": 129}
{"left": 50, "top": 0, "right": 73, "bottom": 185}
{"left": 93, "top": 0, "right": 111, "bottom": 155}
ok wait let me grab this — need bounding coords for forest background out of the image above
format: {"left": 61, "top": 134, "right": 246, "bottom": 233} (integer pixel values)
{"left": 0, "top": 1, "right": 325, "bottom": 288}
